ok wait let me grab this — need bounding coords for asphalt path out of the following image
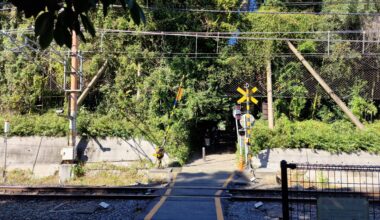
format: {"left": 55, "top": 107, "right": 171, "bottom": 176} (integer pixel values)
{"left": 141, "top": 153, "right": 236, "bottom": 220}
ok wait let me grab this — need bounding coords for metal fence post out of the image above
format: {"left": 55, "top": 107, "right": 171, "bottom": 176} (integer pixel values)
{"left": 327, "top": 31, "right": 330, "bottom": 56}
{"left": 281, "top": 160, "right": 290, "bottom": 220}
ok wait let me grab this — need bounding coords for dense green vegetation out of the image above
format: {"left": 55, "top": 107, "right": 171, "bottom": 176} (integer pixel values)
{"left": 251, "top": 118, "right": 380, "bottom": 154}
{"left": 1, "top": 1, "right": 380, "bottom": 163}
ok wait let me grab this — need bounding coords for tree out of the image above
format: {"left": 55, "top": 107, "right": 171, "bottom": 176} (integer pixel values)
{"left": 10, "top": 0, "right": 145, "bottom": 48}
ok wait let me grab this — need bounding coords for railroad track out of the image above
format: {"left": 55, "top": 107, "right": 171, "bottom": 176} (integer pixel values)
{"left": 0, "top": 186, "right": 159, "bottom": 198}
{"left": 0, "top": 185, "right": 281, "bottom": 199}
{"left": 1, "top": 186, "right": 378, "bottom": 202}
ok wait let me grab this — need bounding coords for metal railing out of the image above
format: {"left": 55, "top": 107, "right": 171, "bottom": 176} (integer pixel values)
{"left": 281, "top": 160, "right": 380, "bottom": 220}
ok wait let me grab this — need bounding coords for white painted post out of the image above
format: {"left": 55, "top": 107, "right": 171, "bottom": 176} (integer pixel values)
{"left": 266, "top": 60, "right": 274, "bottom": 129}
{"left": 216, "top": 32, "right": 220, "bottom": 54}
{"left": 195, "top": 33, "right": 198, "bottom": 58}
{"left": 202, "top": 147, "right": 206, "bottom": 161}
{"left": 100, "top": 32, "right": 104, "bottom": 52}
{"left": 327, "top": 31, "right": 330, "bottom": 56}
{"left": 362, "top": 30, "right": 366, "bottom": 54}
{"left": 235, "top": 118, "right": 241, "bottom": 155}
{"left": 3, "top": 120, "right": 10, "bottom": 182}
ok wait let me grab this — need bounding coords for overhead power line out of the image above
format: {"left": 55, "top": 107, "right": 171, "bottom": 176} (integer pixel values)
{"left": 3, "top": 28, "right": 380, "bottom": 35}
{"left": 260, "top": 1, "right": 380, "bottom": 6}
{"left": 99, "top": 29, "right": 380, "bottom": 35}
{"left": 105, "top": 3, "right": 380, "bottom": 16}
{"left": 1, "top": 4, "right": 380, "bottom": 16}
{"left": 3, "top": 28, "right": 380, "bottom": 43}
{"left": 141, "top": 6, "right": 380, "bottom": 16}
{"left": 97, "top": 29, "right": 380, "bottom": 43}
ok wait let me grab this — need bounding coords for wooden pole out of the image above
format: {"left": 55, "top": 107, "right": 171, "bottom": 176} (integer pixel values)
{"left": 287, "top": 41, "right": 365, "bottom": 130}
{"left": 266, "top": 60, "right": 274, "bottom": 129}
{"left": 77, "top": 60, "right": 108, "bottom": 106}
{"left": 69, "top": 31, "right": 79, "bottom": 158}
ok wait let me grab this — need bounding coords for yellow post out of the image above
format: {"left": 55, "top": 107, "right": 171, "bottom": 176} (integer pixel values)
{"left": 244, "top": 84, "right": 250, "bottom": 167}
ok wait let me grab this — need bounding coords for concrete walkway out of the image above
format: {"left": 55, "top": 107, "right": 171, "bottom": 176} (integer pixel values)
{"left": 141, "top": 153, "right": 236, "bottom": 220}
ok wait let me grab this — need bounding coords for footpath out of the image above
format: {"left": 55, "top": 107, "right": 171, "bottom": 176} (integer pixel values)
{"left": 141, "top": 153, "right": 237, "bottom": 220}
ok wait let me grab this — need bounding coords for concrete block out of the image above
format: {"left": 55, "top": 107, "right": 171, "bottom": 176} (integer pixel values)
{"left": 254, "top": 168, "right": 280, "bottom": 185}
{"left": 147, "top": 168, "right": 173, "bottom": 183}
{"left": 59, "top": 164, "right": 74, "bottom": 183}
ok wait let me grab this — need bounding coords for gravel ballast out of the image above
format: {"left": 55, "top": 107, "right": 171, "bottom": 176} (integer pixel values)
{"left": 0, "top": 198, "right": 150, "bottom": 220}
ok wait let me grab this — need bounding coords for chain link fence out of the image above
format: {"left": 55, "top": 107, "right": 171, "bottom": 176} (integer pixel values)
{"left": 1, "top": 29, "right": 380, "bottom": 116}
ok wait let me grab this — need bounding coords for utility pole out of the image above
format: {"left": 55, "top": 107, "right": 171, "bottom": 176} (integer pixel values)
{"left": 59, "top": 31, "right": 80, "bottom": 183}
{"left": 69, "top": 31, "right": 79, "bottom": 159}
{"left": 266, "top": 60, "right": 274, "bottom": 129}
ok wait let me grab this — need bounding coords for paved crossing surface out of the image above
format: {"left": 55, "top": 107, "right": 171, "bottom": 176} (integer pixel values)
{"left": 141, "top": 154, "right": 236, "bottom": 220}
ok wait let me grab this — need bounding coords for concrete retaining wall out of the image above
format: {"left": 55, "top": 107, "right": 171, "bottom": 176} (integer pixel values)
{"left": 251, "top": 148, "right": 380, "bottom": 186}
{"left": 0, "top": 136, "right": 166, "bottom": 177}
{"left": 253, "top": 148, "right": 380, "bottom": 171}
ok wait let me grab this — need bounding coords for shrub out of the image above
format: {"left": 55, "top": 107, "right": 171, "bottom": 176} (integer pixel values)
{"left": 72, "top": 163, "right": 85, "bottom": 178}
{"left": 250, "top": 117, "right": 380, "bottom": 154}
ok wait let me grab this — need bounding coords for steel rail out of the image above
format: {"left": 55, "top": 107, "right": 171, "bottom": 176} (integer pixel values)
{"left": 1, "top": 186, "right": 379, "bottom": 203}
{"left": 0, "top": 186, "right": 159, "bottom": 198}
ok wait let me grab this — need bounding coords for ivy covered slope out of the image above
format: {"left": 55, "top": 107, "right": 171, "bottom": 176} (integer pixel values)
{"left": 251, "top": 118, "right": 380, "bottom": 154}
{"left": 1, "top": 0, "right": 380, "bottom": 163}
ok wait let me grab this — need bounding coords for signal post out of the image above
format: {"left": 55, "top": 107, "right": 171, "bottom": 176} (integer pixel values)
{"left": 236, "top": 83, "right": 258, "bottom": 170}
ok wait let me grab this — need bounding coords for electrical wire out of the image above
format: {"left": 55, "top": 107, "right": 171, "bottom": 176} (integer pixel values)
{"left": 99, "top": 29, "right": 380, "bottom": 35}
{"left": 6, "top": 28, "right": 380, "bottom": 46}
{"left": 2, "top": 2, "right": 378, "bottom": 16}
{"left": 97, "top": 29, "right": 380, "bottom": 43}
{"left": 2, "top": 29, "right": 380, "bottom": 59}
{"left": 143, "top": 7, "right": 380, "bottom": 16}
{"left": 3, "top": 27, "right": 380, "bottom": 35}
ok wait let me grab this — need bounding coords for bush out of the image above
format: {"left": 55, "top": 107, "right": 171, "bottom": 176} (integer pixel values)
{"left": 0, "top": 111, "right": 191, "bottom": 164}
{"left": 0, "top": 111, "right": 135, "bottom": 138}
{"left": 72, "top": 163, "right": 86, "bottom": 178}
{"left": 250, "top": 117, "right": 380, "bottom": 154}
{"left": 0, "top": 112, "right": 67, "bottom": 136}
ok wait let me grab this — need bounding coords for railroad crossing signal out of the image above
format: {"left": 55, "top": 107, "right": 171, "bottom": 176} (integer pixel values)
{"left": 240, "top": 114, "right": 255, "bottom": 129}
{"left": 235, "top": 83, "right": 258, "bottom": 169}
{"left": 236, "top": 86, "right": 259, "bottom": 104}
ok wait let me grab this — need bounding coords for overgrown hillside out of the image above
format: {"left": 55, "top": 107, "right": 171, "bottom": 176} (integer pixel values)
{"left": 0, "top": 0, "right": 380, "bottom": 163}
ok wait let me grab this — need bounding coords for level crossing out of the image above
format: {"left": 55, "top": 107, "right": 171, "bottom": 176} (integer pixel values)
{"left": 141, "top": 154, "right": 236, "bottom": 220}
